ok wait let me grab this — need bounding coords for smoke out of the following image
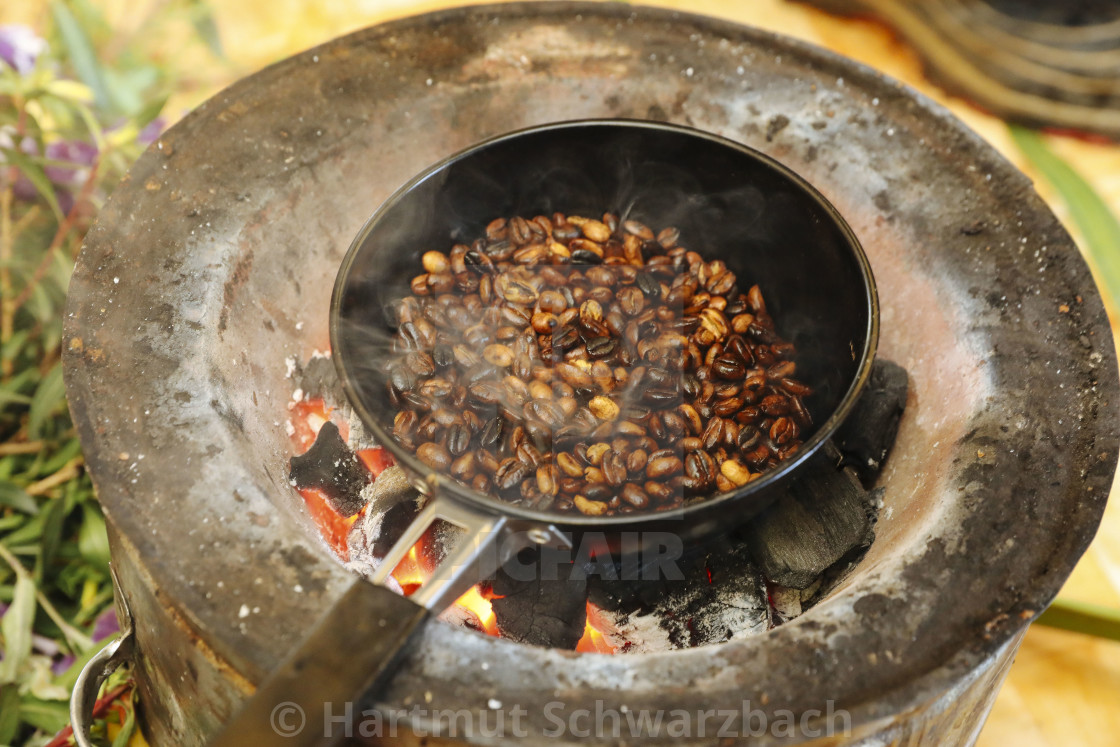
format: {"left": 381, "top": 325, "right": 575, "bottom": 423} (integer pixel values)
{"left": 332, "top": 122, "right": 872, "bottom": 514}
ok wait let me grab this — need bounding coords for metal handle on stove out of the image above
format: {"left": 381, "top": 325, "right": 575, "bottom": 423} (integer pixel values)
{"left": 210, "top": 493, "right": 546, "bottom": 747}
{"left": 70, "top": 567, "right": 135, "bottom": 747}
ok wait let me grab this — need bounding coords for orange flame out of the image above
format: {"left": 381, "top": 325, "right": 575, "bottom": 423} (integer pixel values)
{"left": 290, "top": 396, "right": 617, "bottom": 653}
{"left": 576, "top": 603, "right": 617, "bottom": 653}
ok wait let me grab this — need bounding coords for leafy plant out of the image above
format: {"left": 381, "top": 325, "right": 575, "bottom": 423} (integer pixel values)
{"left": 1, "top": 2, "right": 219, "bottom": 744}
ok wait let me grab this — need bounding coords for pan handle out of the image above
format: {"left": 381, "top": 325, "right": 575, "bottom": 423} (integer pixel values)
{"left": 211, "top": 494, "right": 541, "bottom": 746}
{"left": 209, "top": 579, "right": 430, "bottom": 747}
{"left": 371, "top": 492, "right": 524, "bottom": 611}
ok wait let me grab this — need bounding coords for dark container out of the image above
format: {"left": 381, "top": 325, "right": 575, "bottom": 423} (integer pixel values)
{"left": 331, "top": 119, "right": 879, "bottom": 546}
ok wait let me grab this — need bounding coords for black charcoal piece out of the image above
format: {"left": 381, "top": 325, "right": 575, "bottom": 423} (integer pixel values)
{"left": 288, "top": 421, "right": 370, "bottom": 517}
{"left": 744, "top": 443, "right": 874, "bottom": 589}
{"left": 296, "top": 354, "right": 348, "bottom": 410}
{"left": 491, "top": 549, "right": 588, "bottom": 649}
{"left": 588, "top": 536, "right": 770, "bottom": 647}
{"left": 835, "top": 358, "right": 908, "bottom": 487}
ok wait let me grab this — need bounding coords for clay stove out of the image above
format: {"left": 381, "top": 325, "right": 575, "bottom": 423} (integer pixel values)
{"left": 63, "top": 3, "right": 1118, "bottom": 745}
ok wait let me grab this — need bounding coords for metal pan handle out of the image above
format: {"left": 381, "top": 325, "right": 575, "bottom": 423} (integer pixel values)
{"left": 210, "top": 493, "right": 530, "bottom": 746}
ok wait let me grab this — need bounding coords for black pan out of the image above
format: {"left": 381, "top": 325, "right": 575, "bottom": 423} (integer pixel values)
{"left": 212, "top": 120, "right": 877, "bottom": 746}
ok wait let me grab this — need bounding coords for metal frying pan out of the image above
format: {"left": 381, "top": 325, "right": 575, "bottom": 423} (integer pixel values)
{"left": 211, "top": 120, "right": 878, "bottom": 746}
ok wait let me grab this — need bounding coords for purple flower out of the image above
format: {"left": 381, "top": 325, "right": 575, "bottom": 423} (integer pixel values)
{"left": 92, "top": 606, "right": 120, "bottom": 642}
{"left": 51, "top": 654, "right": 76, "bottom": 676}
{"left": 0, "top": 25, "right": 47, "bottom": 75}
{"left": 138, "top": 117, "right": 167, "bottom": 146}
{"left": 0, "top": 125, "right": 40, "bottom": 203}
{"left": 44, "top": 139, "right": 98, "bottom": 191}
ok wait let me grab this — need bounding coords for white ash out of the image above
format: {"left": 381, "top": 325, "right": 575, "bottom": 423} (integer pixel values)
{"left": 587, "top": 605, "right": 672, "bottom": 653}
{"left": 345, "top": 466, "right": 421, "bottom": 581}
{"left": 770, "top": 586, "right": 803, "bottom": 624}
{"left": 346, "top": 409, "right": 377, "bottom": 452}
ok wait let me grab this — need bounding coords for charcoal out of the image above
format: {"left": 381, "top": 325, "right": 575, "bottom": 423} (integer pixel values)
{"left": 288, "top": 421, "right": 370, "bottom": 517}
{"left": 296, "top": 353, "right": 348, "bottom": 410}
{"left": 491, "top": 548, "right": 588, "bottom": 649}
{"left": 835, "top": 359, "right": 908, "bottom": 486}
{"left": 588, "top": 543, "right": 710, "bottom": 616}
{"left": 744, "top": 443, "right": 874, "bottom": 589}
{"left": 589, "top": 536, "right": 770, "bottom": 647}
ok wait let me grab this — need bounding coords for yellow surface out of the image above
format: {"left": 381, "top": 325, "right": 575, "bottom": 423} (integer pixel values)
{"left": 5, "top": 0, "right": 1119, "bottom": 743}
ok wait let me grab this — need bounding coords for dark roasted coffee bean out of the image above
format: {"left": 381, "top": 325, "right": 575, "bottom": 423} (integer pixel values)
{"left": 620, "top": 484, "right": 650, "bottom": 508}
{"left": 702, "top": 417, "right": 724, "bottom": 451}
{"left": 602, "top": 451, "right": 627, "bottom": 486}
{"left": 684, "top": 450, "right": 716, "bottom": 486}
{"left": 636, "top": 272, "right": 661, "bottom": 298}
{"left": 713, "top": 355, "right": 746, "bottom": 380}
{"left": 586, "top": 336, "right": 618, "bottom": 359}
{"left": 447, "top": 423, "right": 471, "bottom": 456}
{"left": 760, "top": 394, "right": 790, "bottom": 416}
{"left": 495, "top": 458, "right": 532, "bottom": 491}
{"left": 479, "top": 417, "right": 503, "bottom": 449}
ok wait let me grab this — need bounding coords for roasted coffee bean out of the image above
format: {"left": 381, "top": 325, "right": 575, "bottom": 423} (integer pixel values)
{"left": 573, "top": 494, "right": 608, "bottom": 516}
{"left": 447, "top": 423, "right": 472, "bottom": 456}
{"left": 759, "top": 394, "right": 790, "bottom": 416}
{"left": 495, "top": 458, "right": 532, "bottom": 491}
{"left": 701, "top": 417, "right": 725, "bottom": 451}
{"left": 451, "top": 452, "right": 476, "bottom": 480}
{"left": 713, "top": 355, "right": 746, "bottom": 380}
{"left": 385, "top": 213, "right": 812, "bottom": 515}
{"left": 602, "top": 451, "right": 627, "bottom": 486}
{"left": 684, "top": 450, "right": 717, "bottom": 486}
{"left": 417, "top": 442, "right": 451, "bottom": 471}
{"left": 479, "top": 417, "right": 503, "bottom": 448}
{"left": 720, "top": 459, "right": 752, "bottom": 486}
{"left": 536, "top": 464, "right": 558, "bottom": 496}
{"left": 620, "top": 484, "right": 650, "bottom": 508}
{"left": 390, "top": 365, "right": 418, "bottom": 393}
{"left": 636, "top": 272, "right": 661, "bottom": 298}
{"left": 645, "top": 480, "right": 676, "bottom": 504}
{"left": 585, "top": 335, "right": 618, "bottom": 359}
{"left": 646, "top": 455, "right": 683, "bottom": 479}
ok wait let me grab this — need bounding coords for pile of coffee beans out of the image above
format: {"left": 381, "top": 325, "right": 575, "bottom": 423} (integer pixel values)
{"left": 385, "top": 213, "right": 812, "bottom": 516}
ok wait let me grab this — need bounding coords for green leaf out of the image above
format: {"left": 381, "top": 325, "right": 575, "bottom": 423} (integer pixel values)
{"left": 50, "top": 0, "right": 113, "bottom": 113}
{"left": 111, "top": 689, "right": 138, "bottom": 747}
{"left": 0, "top": 390, "right": 33, "bottom": 408}
{"left": 37, "top": 499, "right": 69, "bottom": 584}
{"left": 101, "top": 66, "right": 147, "bottom": 117}
{"left": 18, "top": 694, "right": 71, "bottom": 734}
{"left": 0, "top": 482, "right": 39, "bottom": 515}
{"left": 0, "top": 575, "right": 37, "bottom": 684}
{"left": 1009, "top": 126, "right": 1120, "bottom": 313}
{"left": 187, "top": 0, "right": 225, "bottom": 59}
{"left": 78, "top": 503, "right": 110, "bottom": 570}
{"left": 41, "top": 438, "right": 83, "bottom": 476}
{"left": 134, "top": 93, "right": 168, "bottom": 131}
{"left": 0, "top": 684, "right": 20, "bottom": 744}
{"left": 0, "top": 147, "right": 64, "bottom": 224}
{"left": 28, "top": 364, "right": 65, "bottom": 440}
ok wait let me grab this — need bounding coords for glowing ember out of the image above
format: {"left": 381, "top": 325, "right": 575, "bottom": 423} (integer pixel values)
{"left": 288, "top": 389, "right": 616, "bottom": 653}
{"left": 576, "top": 604, "right": 617, "bottom": 653}
{"left": 455, "top": 585, "right": 500, "bottom": 637}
